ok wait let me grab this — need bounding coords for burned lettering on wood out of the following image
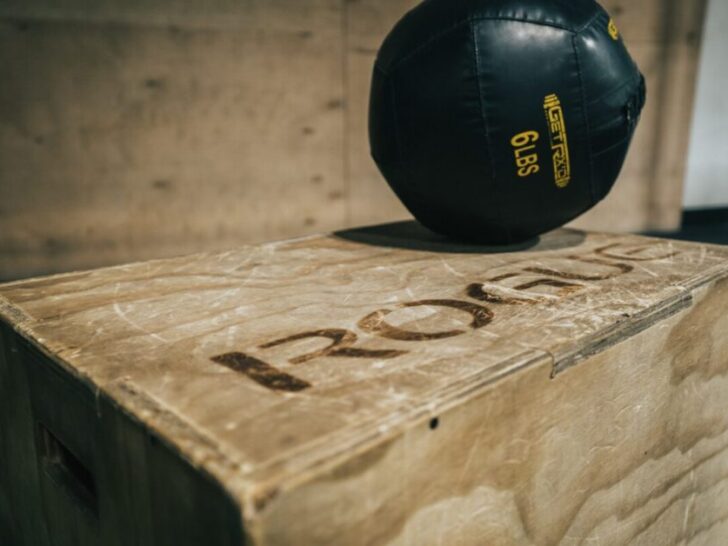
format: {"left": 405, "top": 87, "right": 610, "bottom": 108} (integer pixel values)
{"left": 211, "top": 352, "right": 311, "bottom": 392}
{"left": 358, "top": 299, "right": 493, "bottom": 341}
{"left": 466, "top": 278, "right": 583, "bottom": 305}
{"left": 514, "top": 278, "right": 584, "bottom": 294}
{"left": 260, "top": 328, "right": 407, "bottom": 364}
{"left": 260, "top": 329, "right": 357, "bottom": 364}
{"left": 210, "top": 243, "right": 673, "bottom": 392}
{"left": 524, "top": 256, "right": 633, "bottom": 281}
{"left": 466, "top": 283, "right": 539, "bottom": 306}
{"left": 595, "top": 243, "right": 680, "bottom": 262}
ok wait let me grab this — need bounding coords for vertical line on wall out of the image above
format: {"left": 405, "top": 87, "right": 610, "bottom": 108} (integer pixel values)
{"left": 644, "top": 0, "right": 677, "bottom": 228}
{"left": 342, "top": 0, "right": 352, "bottom": 227}
{"left": 646, "top": 0, "right": 708, "bottom": 228}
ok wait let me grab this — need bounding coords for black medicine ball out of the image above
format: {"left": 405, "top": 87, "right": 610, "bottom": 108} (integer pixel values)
{"left": 369, "top": 0, "right": 646, "bottom": 244}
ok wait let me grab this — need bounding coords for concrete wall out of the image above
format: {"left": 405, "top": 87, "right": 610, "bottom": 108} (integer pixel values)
{"left": 0, "top": 0, "right": 708, "bottom": 280}
{"left": 683, "top": 0, "right": 728, "bottom": 209}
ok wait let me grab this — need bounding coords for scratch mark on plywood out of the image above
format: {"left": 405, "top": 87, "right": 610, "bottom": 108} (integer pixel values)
{"left": 112, "top": 302, "right": 170, "bottom": 344}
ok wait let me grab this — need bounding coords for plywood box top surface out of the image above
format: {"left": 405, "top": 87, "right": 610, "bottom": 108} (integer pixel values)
{"left": 2, "top": 223, "right": 728, "bottom": 517}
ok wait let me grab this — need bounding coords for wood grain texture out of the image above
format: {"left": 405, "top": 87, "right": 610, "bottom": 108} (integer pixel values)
{"left": 0, "top": 2, "right": 345, "bottom": 279}
{"left": 1, "top": 225, "right": 727, "bottom": 544}
{"left": 600, "top": 0, "right": 706, "bottom": 45}
{"left": 0, "top": 0, "right": 708, "bottom": 280}
{"left": 344, "top": 0, "right": 417, "bottom": 227}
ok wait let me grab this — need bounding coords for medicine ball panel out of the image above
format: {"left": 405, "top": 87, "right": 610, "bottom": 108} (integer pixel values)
{"left": 466, "top": 0, "right": 597, "bottom": 28}
{"left": 574, "top": 12, "right": 645, "bottom": 199}
{"left": 369, "top": 68, "right": 400, "bottom": 168}
{"left": 472, "top": 19, "right": 594, "bottom": 242}
{"left": 374, "top": 2, "right": 468, "bottom": 72}
{"left": 575, "top": 11, "right": 641, "bottom": 103}
{"left": 382, "top": 25, "right": 496, "bottom": 236}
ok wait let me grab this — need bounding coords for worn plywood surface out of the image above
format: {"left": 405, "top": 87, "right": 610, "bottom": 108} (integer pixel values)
{"left": 0, "top": 0, "right": 708, "bottom": 280}
{"left": 1, "top": 226, "right": 728, "bottom": 543}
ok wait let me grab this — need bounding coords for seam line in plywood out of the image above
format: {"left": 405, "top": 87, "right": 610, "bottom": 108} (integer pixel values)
{"left": 551, "top": 290, "right": 693, "bottom": 377}
{"left": 387, "top": 15, "right": 575, "bottom": 73}
{"left": 552, "top": 262, "right": 728, "bottom": 377}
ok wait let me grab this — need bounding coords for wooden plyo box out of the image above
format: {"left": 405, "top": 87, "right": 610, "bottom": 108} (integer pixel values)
{"left": 2, "top": 224, "right": 728, "bottom": 545}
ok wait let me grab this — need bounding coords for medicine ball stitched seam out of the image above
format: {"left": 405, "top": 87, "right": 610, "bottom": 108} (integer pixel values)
{"left": 386, "top": 14, "right": 588, "bottom": 75}
{"left": 574, "top": 11, "right": 644, "bottom": 180}
{"left": 588, "top": 81, "right": 642, "bottom": 133}
{"left": 469, "top": 17, "right": 509, "bottom": 242}
{"left": 387, "top": 69, "right": 407, "bottom": 188}
{"left": 552, "top": 0, "right": 599, "bottom": 28}
{"left": 378, "top": 1, "right": 605, "bottom": 72}
{"left": 369, "top": 63, "right": 402, "bottom": 167}
{"left": 585, "top": 74, "right": 643, "bottom": 108}
{"left": 574, "top": 7, "right": 605, "bottom": 33}
{"left": 386, "top": 19, "right": 471, "bottom": 73}
{"left": 372, "top": 61, "right": 388, "bottom": 80}
{"left": 589, "top": 116, "right": 630, "bottom": 138}
{"left": 369, "top": 63, "right": 409, "bottom": 175}
{"left": 570, "top": 32, "right": 596, "bottom": 205}
{"left": 467, "top": 15, "right": 576, "bottom": 32}
{"left": 591, "top": 133, "right": 637, "bottom": 158}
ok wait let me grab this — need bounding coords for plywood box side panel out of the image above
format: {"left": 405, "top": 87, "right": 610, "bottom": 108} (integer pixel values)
{"left": 0, "top": 322, "right": 247, "bottom": 546}
{"left": 0, "top": 324, "right": 51, "bottom": 545}
{"left": 255, "top": 274, "right": 728, "bottom": 545}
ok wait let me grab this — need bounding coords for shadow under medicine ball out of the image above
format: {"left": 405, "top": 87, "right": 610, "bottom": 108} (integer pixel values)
{"left": 369, "top": 0, "right": 646, "bottom": 244}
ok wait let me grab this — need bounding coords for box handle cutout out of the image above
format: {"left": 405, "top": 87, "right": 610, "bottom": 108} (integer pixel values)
{"left": 36, "top": 423, "right": 99, "bottom": 518}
